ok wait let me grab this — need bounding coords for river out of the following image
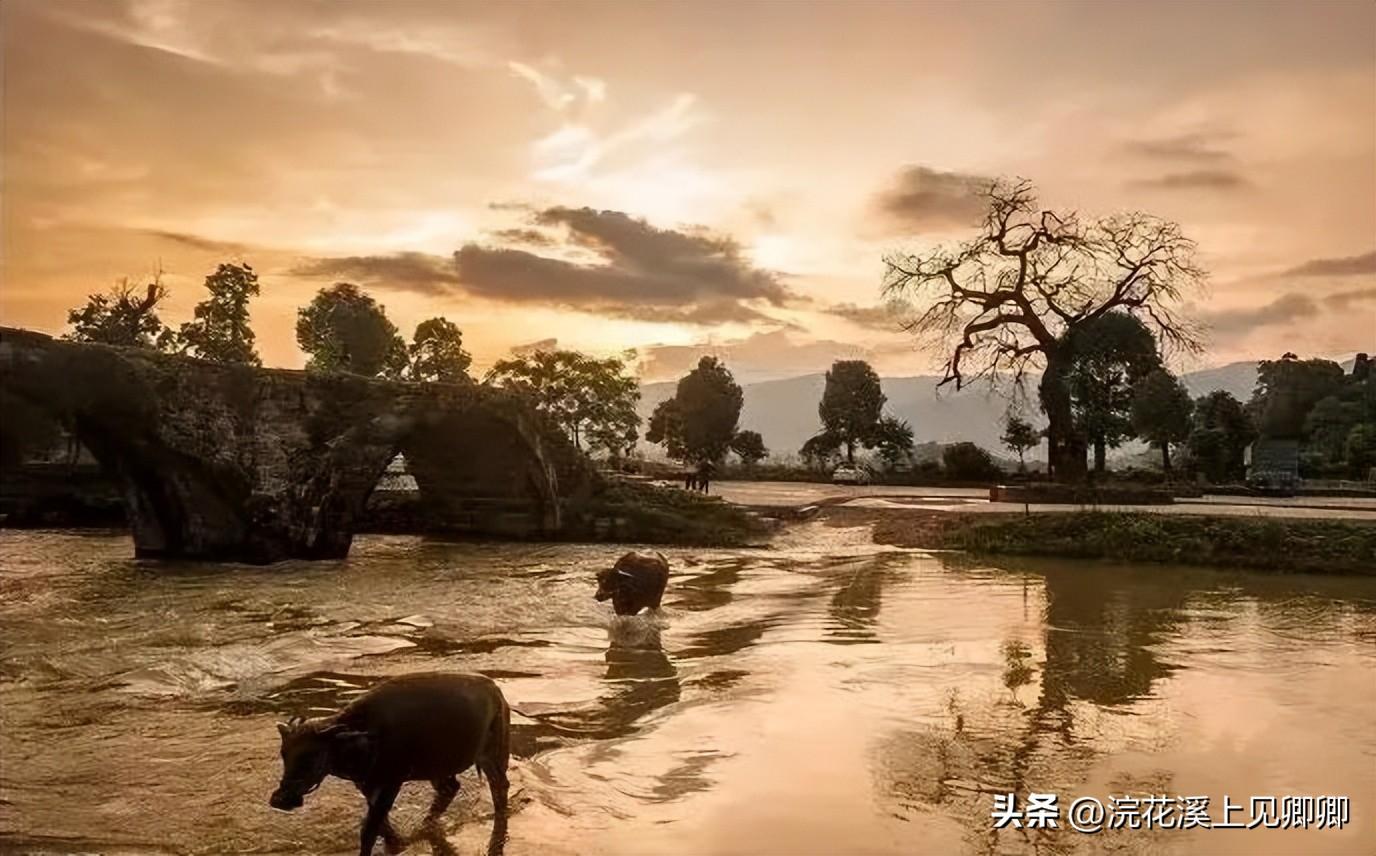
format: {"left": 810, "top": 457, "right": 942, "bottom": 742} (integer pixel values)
{"left": 1, "top": 524, "right": 1373, "bottom": 855}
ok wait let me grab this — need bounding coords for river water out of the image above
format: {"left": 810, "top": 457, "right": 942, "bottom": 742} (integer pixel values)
{"left": 1, "top": 525, "right": 1374, "bottom": 855}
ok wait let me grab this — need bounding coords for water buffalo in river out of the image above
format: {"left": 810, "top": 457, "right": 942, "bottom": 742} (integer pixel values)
{"left": 595, "top": 551, "right": 670, "bottom": 616}
{"left": 270, "top": 672, "right": 510, "bottom": 856}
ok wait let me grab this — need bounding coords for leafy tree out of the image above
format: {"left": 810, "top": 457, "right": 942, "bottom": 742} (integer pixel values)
{"left": 486, "top": 349, "right": 640, "bottom": 457}
{"left": 800, "top": 431, "right": 843, "bottom": 471}
{"left": 1130, "top": 369, "right": 1194, "bottom": 473}
{"left": 646, "top": 357, "right": 743, "bottom": 465}
{"left": 882, "top": 179, "right": 1203, "bottom": 481}
{"left": 296, "top": 283, "right": 407, "bottom": 377}
{"left": 1346, "top": 423, "right": 1376, "bottom": 478}
{"left": 1250, "top": 353, "right": 1344, "bottom": 439}
{"left": 942, "top": 442, "right": 1001, "bottom": 482}
{"left": 178, "top": 263, "right": 260, "bottom": 365}
{"left": 1063, "top": 312, "right": 1161, "bottom": 472}
{"left": 65, "top": 275, "right": 178, "bottom": 350}
{"left": 1000, "top": 414, "right": 1041, "bottom": 472}
{"left": 407, "top": 317, "right": 471, "bottom": 383}
{"left": 819, "top": 360, "right": 886, "bottom": 464}
{"left": 646, "top": 398, "right": 688, "bottom": 462}
{"left": 1188, "top": 390, "right": 1255, "bottom": 482}
{"left": 872, "top": 416, "right": 915, "bottom": 471}
{"left": 1303, "top": 395, "right": 1362, "bottom": 463}
{"left": 730, "top": 430, "right": 768, "bottom": 467}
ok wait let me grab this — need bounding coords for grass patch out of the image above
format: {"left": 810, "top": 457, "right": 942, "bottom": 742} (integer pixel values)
{"left": 565, "top": 478, "right": 771, "bottom": 548}
{"left": 870, "top": 510, "right": 1376, "bottom": 575}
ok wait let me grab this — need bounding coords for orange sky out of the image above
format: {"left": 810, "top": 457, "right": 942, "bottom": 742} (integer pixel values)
{"left": 2, "top": 0, "right": 1373, "bottom": 382}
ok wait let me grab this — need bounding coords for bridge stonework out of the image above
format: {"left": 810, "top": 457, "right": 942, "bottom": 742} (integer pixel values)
{"left": 0, "top": 327, "right": 568, "bottom": 563}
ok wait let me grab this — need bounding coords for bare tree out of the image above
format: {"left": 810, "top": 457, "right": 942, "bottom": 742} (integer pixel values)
{"left": 882, "top": 179, "right": 1203, "bottom": 480}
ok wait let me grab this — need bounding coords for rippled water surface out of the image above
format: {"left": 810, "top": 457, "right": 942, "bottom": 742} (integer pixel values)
{"left": 2, "top": 525, "right": 1374, "bottom": 855}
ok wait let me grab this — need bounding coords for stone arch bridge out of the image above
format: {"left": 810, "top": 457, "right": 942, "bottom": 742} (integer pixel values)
{"left": 0, "top": 327, "right": 582, "bottom": 563}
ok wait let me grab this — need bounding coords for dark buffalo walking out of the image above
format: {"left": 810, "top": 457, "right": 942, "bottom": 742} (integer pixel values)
{"left": 270, "top": 672, "right": 510, "bottom": 856}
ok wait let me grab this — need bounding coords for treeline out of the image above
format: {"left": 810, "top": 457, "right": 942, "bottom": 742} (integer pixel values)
{"left": 24, "top": 258, "right": 1376, "bottom": 485}
{"left": 48, "top": 267, "right": 645, "bottom": 461}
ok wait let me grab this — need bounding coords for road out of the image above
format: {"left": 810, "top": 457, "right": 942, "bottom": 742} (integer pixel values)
{"left": 710, "top": 480, "right": 1376, "bottom": 521}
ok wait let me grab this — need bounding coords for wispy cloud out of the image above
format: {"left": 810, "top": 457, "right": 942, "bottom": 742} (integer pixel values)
{"left": 1281, "top": 249, "right": 1376, "bottom": 277}
{"left": 1123, "top": 131, "right": 1236, "bottom": 164}
{"left": 1204, "top": 293, "right": 1318, "bottom": 336}
{"left": 1324, "top": 286, "right": 1376, "bottom": 309}
{"left": 291, "top": 252, "right": 460, "bottom": 294}
{"left": 1132, "top": 169, "right": 1250, "bottom": 191}
{"left": 871, "top": 166, "right": 993, "bottom": 231}
{"left": 826, "top": 301, "right": 904, "bottom": 331}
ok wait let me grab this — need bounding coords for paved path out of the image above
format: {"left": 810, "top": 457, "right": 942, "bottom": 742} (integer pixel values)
{"left": 709, "top": 480, "right": 1376, "bottom": 521}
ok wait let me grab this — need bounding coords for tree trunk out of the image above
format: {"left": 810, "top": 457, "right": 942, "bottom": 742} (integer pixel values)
{"left": 1039, "top": 351, "right": 1088, "bottom": 482}
{"left": 846, "top": 440, "right": 855, "bottom": 465}
{"left": 1094, "top": 438, "right": 1106, "bottom": 473}
{"left": 1161, "top": 443, "right": 1172, "bottom": 473}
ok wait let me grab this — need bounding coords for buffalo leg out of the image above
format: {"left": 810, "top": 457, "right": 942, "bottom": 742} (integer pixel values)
{"left": 427, "top": 775, "right": 460, "bottom": 820}
{"left": 355, "top": 783, "right": 406, "bottom": 854}
{"left": 359, "top": 781, "right": 401, "bottom": 856}
{"left": 478, "top": 756, "right": 509, "bottom": 816}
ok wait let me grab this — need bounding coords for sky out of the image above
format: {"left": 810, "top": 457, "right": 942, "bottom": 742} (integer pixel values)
{"left": 2, "top": 0, "right": 1373, "bottom": 382}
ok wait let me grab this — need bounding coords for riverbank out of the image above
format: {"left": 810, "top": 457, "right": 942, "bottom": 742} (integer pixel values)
{"left": 833, "top": 507, "right": 1376, "bottom": 575}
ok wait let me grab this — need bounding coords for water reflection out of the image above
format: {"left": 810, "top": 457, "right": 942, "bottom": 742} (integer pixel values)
{"left": 1, "top": 530, "right": 1374, "bottom": 855}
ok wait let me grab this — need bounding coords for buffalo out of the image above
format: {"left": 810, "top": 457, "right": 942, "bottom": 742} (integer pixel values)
{"left": 594, "top": 551, "right": 671, "bottom": 616}
{"left": 270, "top": 672, "right": 510, "bottom": 856}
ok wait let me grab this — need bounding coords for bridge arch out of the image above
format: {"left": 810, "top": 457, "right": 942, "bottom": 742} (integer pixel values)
{"left": 0, "top": 327, "right": 566, "bottom": 563}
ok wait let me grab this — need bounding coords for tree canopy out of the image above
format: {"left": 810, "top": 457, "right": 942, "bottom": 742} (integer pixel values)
{"left": 882, "top": 179, "right": 1202, "bottom": 480}
{"left": 942, "top": 442, "right": 1001, "bottom": 482}
{"left": 1063, "top": 312, "right": 1161, "bottom": 472}
{"left": 1188, "top": 390, "right": 1255, "bottom": 482}
{"left": 1251, "top": 353, "right": 1345, "bottom": 439}
{"left": 407, "top": 317, "right": 472, "bottom": 383}
{"left": 486, "top": 349, "right": 640, "bottom": 458}
{"left": 1000, "top": 414, "right": 1041, "bottom": 471}
{"left": 178, "top": 263, "right": 260, "bottom": 365}
{"left": 1130, "top": 368, "right": 1194, "bottom": 472}
{"left": 646, "top": 356, "right": 743, "bottom": 465}
{"left": 871, "top": 416, "right": 915, "bottom": 471}
{"left": 65, "top": 276, "right": 178, "bottom": 351}
{"left": 295, "top": 283, "right": 407, "bottom": 377}
{"left": 730, "top": 430, "right": 768, "bottom": 467}
{"left": 819, "top": 360, "right": 886, "bottom": 464}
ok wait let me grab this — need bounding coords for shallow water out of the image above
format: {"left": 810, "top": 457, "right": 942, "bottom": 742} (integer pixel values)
{"left": 1, "top": 525, "right": 1374, "bottom": 855}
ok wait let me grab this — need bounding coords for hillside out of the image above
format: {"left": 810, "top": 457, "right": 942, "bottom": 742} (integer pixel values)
{"left": 638, "top": 361, "right": 1262, "bottom": 460}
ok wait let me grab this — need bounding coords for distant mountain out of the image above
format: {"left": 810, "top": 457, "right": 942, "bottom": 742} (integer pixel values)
{"left": 638, "top": 361, "right": 1266, "bottom": 460}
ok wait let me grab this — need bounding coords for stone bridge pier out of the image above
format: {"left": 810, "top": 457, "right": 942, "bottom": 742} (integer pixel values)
{"left": 0, "top": 327, "right": 569, "bottom": 563}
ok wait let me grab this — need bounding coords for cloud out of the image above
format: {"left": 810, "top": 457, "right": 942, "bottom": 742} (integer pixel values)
{"left": 486, "top": 227, "right": 557, "bottom": 247}
{"left": 453, "top": 206, "right": 792, "bottom": 324}
{"left": 510, "top": 337, "right": 558, "bottom": 356}
{"left": 1133, "top": 169, "right": 1250, "bottom": 191}
{"left": 826, "top": 301, "right": 904, "bottom": 331}
{"left": 872, "top": 166, "right": 993, "bottom": 231}
{"left": 640, "top": 329, "right": 873, "bottom": 383}
{"left": 1281, "top": 249, "right": 1376, "bottom": 277}
{"left": 1123, "top": 131, "right": 1235, "bottom": 164}
{"left": 145, "top": 229, "right": 246, "bottom": 254}
{"left": 508, "top": 62, "right": 605, "bottom": 115}
{"left": 1204, "top": 293, "right": 1319, "bottom": 336}
{"left": 1324, "top": 286, "right": 1376, "bottom": 309}
{"left": 291, "top": 252, "right": 460, "bottom": 293}
{"left": 529, "top": 93, "right": 700, "bottom": 184}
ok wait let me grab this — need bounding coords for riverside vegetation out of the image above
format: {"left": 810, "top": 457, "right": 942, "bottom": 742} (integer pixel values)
{"left": 860, "top": 508, "right": 1376, "bottom": 575}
